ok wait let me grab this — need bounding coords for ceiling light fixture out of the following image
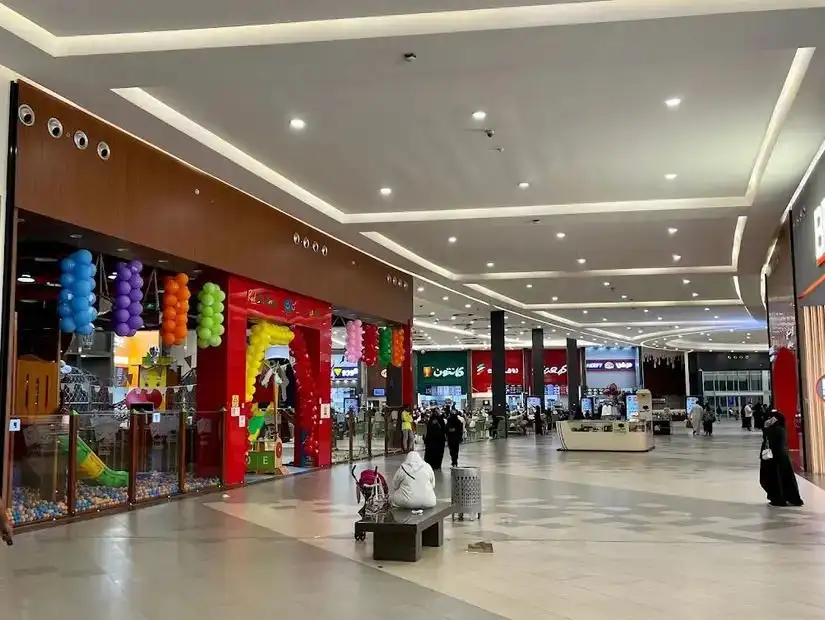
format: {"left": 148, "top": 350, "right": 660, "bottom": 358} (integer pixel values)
{"left": 518, "top": 182, "right": 530, "bottom": 189}
{"left": 704, "top": 307, "right": 710, "bottom": 311}
{"left": 577, "top": 258, "right": 586, "bottom": 264}
{"left": 472, "top": 111, "right": 487, "bottom": 121}
{"left": 69, "top": 233, "right": 82, "bottom": 239}
{"left": 442, "top": 296, "right": 449, "bottom": 301}
{"left": 551, "top": 296, "right": 558, "bottom": 302}
{"left": 713, "top": 315, "right": 719, "bottom": 319}
{"left": 448, "top": 236, "right": 457, "bottom": 244}
{"left": 665, "top": 97, "right": 682, "bottom": 109}
{"left": 582, "top": 310, "right": 588, "bottom": 314}
{"left": 668, "top": 227, "right": 678, "bottom": 235}
{"left": 556, "top": 232, "right": 566, "bottom": 239}
{"left": 289, "top": 118, "right": 306, "bottom": 130}
{"left": 603, "top": 282, "right": 610, "bottom": 287}
{"left": 465, "top": 303, "right": 471, "bottom": 308}
{"left": 429, "top": 312, "right": 435, "bottom": 316}
{"left": 665, "top": 173, "right": 678, "bottom": 181}
{"left": 692, "top": 292, "right": 699, "bottom": 297}
{"left": 526, "top": 283, "right": 533, "bottom": 288}
{"left": 657, "top": 316, "right": 663, "bottom": 321}
{"left": 379, "top": 187, "right": 393, "bottom": 197}
{"left": 672, "top": 254, "right": 681, "bottom": 262}
{"left": 621, "top": 295, "right": 628, "bottom": 300}
{"left": 682, "top": 279, "right": 690, "bottom": 285}
{"left": 17, "top": 274, "right": 34, "bottom": 283}
{"left": 486, "top": 262, "right": 495, "bottom": 268}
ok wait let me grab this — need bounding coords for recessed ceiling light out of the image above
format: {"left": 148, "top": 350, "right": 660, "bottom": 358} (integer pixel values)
{"left": 17, "top": 274, "right": 34, "bottom": 283}
{"left": 116, "top": 248, "right": 128, "bottom": 253}
{"left": 704, "top": 307, "right": 710, "bottom": 311}
{"left": 526, "top": 283, "right": 533, "bottom": 288}
{"left": 429, "top": 312, "right": 435, "bottom": 316}
{"left": 417, "top": 286, "right": 424, "bottom": 292}
{"left": 665, "top": 173, "right": 678, "bottom": 181}
{"left": 692, "top": 292, "right": 699, "bottom": 297}
{"left": 582, "top": 310, "right": 588, "bottom": 314}
{"left": 108, "top": 273, "right": 117, "bottom": 280}
{"left": 730, "top": 329, "right": 735, "bottom": 332}
{"left": 448, "top": 236, "right": 457, "bottom": 243}
{"left": 747, "top": 333, "right": 751, "bottom": 336}
{"left": 551, "top": 329, "right": 557, "bottom": 333}
{"left": 450, "top": 315, "right": 456, "bottom": 321}
{"left": 643, "top": 309, "right": 649, "bottom": 313}
{"left": 627, "top": 327, "right": 632, "bottom": 330}
{"left": 486, "top": 262, "right": 495, "bottom": 268}
{"left": 472, "top": 110, "right": 487, "bottom": 121}
{"left": 621, "top": 295, "right": 628, "bottom": 300}
{"left": 289, "top": 118, "right": 306, "bottom": 130}
{"left": 675, "top": 325, "right": 680, "bottom": 329}
{"left": 602, "top": 317, "right": 608, "bottom": 322}
{"left": 713, "top": 315, "right": 719, "bottom": 319}
{"left": 521, "top": 320, "right": 526, "bottom": 324}
{"left": 518, "top": 182, "right": 530, "bottom": 189}
{"left": 69, "top": 233, "right": 82, "bottom": 239}
{"left": 603, "top": 281, "right": 610, "bottom": 287}
{"left": 672, "top": 254, "right": 681, "bottom": 262}
{"left": 158, "top": 259, "right": 169, "bottom": 264}
{"left": 577, "top": 258, "right": 586, "bottom": 264}
{"left": 657, "top": 316, "right": 663, "bottom": 321}
{"left": 665, "top": 97, "right": 682, "bottom": 109}
{"left": 551, "top": 296, "right": 559, "bottom": 302}
{"left": 442, "top": 296, "right": 449, "bottom": 301}
{"left": 379, "top": 187, "right": 393, "bottom": 197}
{"left": 682, "top": 278, "right": 690, "bottom": 285}
{"left": 668, "top": 227, "right": 678, "bottom": 235}
{"left": 556, "top": 232, "right": 566, "bottom": 239}
{"left": 638, "top": 329, "right": 644, "bottom": 333}
{"left": 465, "top": 303, "right": 471, "bottom": 308}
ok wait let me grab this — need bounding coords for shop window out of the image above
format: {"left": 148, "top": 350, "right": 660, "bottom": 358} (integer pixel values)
{"left": 737, "top": 372, "right": 749, "bottom": 392}
{"left": 749, "top": 371, "right": 762, "bottom": 392}
{"left": 703, "top": 373, "right": 714, "bottom": 393}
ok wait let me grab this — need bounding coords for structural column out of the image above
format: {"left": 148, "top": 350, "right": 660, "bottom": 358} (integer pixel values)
{"left": 531, "top": 328, "right": 544, "bottom": 434}
{"left": 490, "top": 310, "right": 506, "bottom": 435}
{"left": 566, "top": 338, "right": 580, "bottom": 413}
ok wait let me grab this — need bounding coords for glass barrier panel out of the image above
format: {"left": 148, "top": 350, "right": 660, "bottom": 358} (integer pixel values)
{"left": 133, "top": 410, "right": 181, "bottom": 501}
{"left": 352, "top": 411, "right": 369, "bottom": 460}
{"left": 7, "top": 414, "right": 69, "bottom": 526}
{"left": 331, "top": 414, "right": 350, "bottom": 464}
{"left": 73, "top": 410, "right": 130, "bottom": 514}
{"left": 183, "top": 410, "right": 223, "bottom": 491}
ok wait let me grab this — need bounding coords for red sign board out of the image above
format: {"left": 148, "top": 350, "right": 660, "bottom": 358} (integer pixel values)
{"left": 543, "top": 349, "right": 568, "bottom": 385}
{"left": 471, "top": 350, "right": 524, "bottom": 393}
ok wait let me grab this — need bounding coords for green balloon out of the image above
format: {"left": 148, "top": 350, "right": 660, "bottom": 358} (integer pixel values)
{"left": 197, "top": 302, "right": 204, "bottom": 313}
{"left": 216, "top": 290, "right": 226, "bottom": 302}
{"left": 215, "top": 313, "right": 225, "bottom": 325}
{"left": 209, "top": 336, "right": 221, "bottom": 347}
{"left": 198, "top": 338, "right": 209, "bottom": 349}
{"left": 206, "top": 283, "right": 218, "bottom": 293}
{"left": 215, "top": 302, "right": 225, "bottom": 314}
{"left": 201, "top": 316, "right": 214, "bottom": 329}
{"left": 202, "top": 306, "right": 215, "bottom": 318}
{"left": 201, "top": 294, "right": 215, "bottom": 307}
{"left": 215, "top": 324, "right": 225, "bottom": 336}
{"left": 198, "top": 326, "right": 212, "bottom": 340}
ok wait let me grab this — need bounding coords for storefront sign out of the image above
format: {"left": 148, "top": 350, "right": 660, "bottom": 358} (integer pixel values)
{"left": 331, "top": 363, "right": 359, "bottom": 380}
{"left": 417, "top": 351, "right": 469, "bottom": 392}
{"left": 585, "top": 359, "right": 636, "bottom": 371}
{"left": 422, "top": 366, "right": 465, "bottom": 378}
{"left": 543, "top": 349, "right": 568, "bottom": 385}
{"left": 471, "top": 350, "right": 524, "bottom": 393}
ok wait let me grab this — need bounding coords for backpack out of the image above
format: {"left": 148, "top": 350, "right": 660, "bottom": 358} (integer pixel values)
{"left": 703, "top": 410, "right": 716, "bottom": 423}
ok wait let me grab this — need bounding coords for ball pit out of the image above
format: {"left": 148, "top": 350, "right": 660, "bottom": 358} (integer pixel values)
{"left": 8, "top": 472, "right": 222, "bottom": 525}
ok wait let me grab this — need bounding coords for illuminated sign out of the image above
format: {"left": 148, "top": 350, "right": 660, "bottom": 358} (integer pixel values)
{"left": 544, "top": 364, "right": 568, "bottom": 376}
{"left": 422, "top": 366, "right": 465, "bottom": 378}
{"left": 331, "top": 365, "right": 359, "bottom": 380}
{"left": 585, "top": 359, "right": 635, "bottom": 371}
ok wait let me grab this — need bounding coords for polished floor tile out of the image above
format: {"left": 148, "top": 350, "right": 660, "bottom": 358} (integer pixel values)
{"left": 2, "top": 421, "right": 824, "bottom": 619}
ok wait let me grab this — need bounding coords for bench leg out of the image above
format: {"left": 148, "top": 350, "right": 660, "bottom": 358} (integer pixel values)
{"left": 373, "top": 529, "right": 421, "bottom": 562}
{"left": 421, "top": 520, "right": 443, "bottom": 548}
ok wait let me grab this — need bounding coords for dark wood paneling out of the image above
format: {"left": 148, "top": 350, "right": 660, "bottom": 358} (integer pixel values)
{"left": 14, "top": 83, "right": 412, "bottom": 323}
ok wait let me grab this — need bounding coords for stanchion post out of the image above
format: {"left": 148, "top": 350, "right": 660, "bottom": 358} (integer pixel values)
{"left": 67, "top": 412, "right": 77, "bottom": 517}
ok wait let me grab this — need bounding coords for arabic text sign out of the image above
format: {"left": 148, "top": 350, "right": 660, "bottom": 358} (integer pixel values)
{"left": 585, "top": 359, "right": 636, "bottom": 371}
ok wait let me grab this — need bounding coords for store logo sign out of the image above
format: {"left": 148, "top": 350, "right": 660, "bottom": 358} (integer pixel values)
{"left": 586, "top": 360, "right": 635, "bottom": 371}
{"left": 331, "top": 366, "right": 359, "bottom": 379}
{"left": 423, "top": 366, "right": 465, "bottom": 378}
{"left": 544, "top": 364, "right": 568, "bottom": 376}
{"left": 474, "top": 363, "right": 519, "bottom": 376}
{"left": 815, "top": 199, "right": 825, "bottom": 266}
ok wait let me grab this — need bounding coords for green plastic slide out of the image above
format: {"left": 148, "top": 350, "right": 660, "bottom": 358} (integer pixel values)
{"left": 57, "top": 434, "right": 128, "bottom": 487}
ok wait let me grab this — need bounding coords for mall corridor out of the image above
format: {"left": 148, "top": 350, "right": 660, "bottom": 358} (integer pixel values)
{"left": 2, "top": 422, "right": 824, "bottom": 620}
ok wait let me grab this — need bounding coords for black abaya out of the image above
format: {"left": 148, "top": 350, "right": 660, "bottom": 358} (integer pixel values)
{"left": 760, "top": 417, "right": 803, "bottom": 506}
{"left": 424, "top": 416, "right": 446, "bottom": 471}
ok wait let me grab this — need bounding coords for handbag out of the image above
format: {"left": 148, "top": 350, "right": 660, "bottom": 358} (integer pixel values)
{"left": 760, "top": 438, "right": 773, "bottom": 461}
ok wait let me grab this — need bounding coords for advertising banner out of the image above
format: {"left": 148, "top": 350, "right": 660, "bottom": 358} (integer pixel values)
{"left": 543, "top": 349, "right": 568, "bottom": 385}
{"left": 416, "top": 351, "right": 469, "bottom": 393}
{"left": 471, "top": 350, "right": 524, "bottom": 393}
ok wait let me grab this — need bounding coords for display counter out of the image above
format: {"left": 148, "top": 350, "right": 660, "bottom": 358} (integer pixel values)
{"left": 557, "top": 420, "right": 654, "bottom": 452}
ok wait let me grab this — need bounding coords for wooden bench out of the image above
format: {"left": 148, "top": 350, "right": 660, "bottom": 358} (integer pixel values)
{"left": 354, "top": 502, "right": 452, "bottom": 562}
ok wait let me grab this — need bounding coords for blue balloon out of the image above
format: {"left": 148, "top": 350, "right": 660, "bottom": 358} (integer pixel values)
{"left": 74, "top": 264, "right": 93, "bottom": 280}
{"left": 59, "top": 273, "right": 75, "bottom": 288}
{"left": 74, "top": 310, "right": 92, "bottom": 325}
{"left": 87, "top": 293, "right": 96, "bottom": 305}
{"left": 88, "top": 307, "right": 98, "bottom": 322}
{"left": 75, "top": 323, "right": 94, "bottom": 336}
{"left": 88, "top": 263, "right": 97, "bottom": 276}
{"left": 59, "top": 317, "right": 76, "bottom": 333}
{"left": 72, "top": 279, "right": 92, "bottom": 296}
{"left": 58, "top": 289, "right": 74, "bottom": 303}
{"left": 58, "top": 303, "right": 73, "bottom": 318}
{"left": 73, "top": 249, "right": 93, "bottom": 265}
{"left": 71, "top": 295, "right": 90, "bottom": 312}
{"left": 59, "top": 258, "right": 76, "bottom": 273}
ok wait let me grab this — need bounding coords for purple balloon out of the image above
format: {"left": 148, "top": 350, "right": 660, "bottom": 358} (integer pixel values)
{"left": 128, "top": 315, "right": 144, "bottom": 330}
{"left": 113, "top": 309, "right": 130, "bottom": 324}
{"left": 128, "top": 287, "right": 143, "bottom": 302}
{"left": 115, "top": 280, "right": 131, "bottom": 296}
{"left": 129, "top": 260, "right": 143, "bottom": 273}
{"left": 116, "top": 265, "right": 131, "bottom": 281}
{"left": 128, "top": 302, "right": 143, "bottom": 316}
{"left": 127, "top": 329, "right": 137, "bottom": 337}
{"left": 114, "top": 323, "right": 130, "bottom": 337}
{"left": 129, "top": 274, "right": 143, "bottom": 289}
{"left": 115, "top": 295, "right": 131, "bottom": 309}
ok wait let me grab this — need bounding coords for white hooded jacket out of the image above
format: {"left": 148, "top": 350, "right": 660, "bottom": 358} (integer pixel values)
{"left": 390, "top": 452, "right": 437, "bottom": 509}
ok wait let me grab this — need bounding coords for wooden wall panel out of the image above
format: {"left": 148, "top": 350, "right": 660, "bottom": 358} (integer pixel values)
{"left": 802, "top": 305, "right": 825, "bottom": 474}
{"left": 13, "top": 82, "right": 412, "bottom": 323}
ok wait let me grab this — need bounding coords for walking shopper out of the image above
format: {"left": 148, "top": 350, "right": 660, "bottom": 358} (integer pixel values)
{"left": 689, "top": 399, "right": 705, "bottom": 436}
{"left": 702, "top": 405, "right": 716, "bottom": 436}
{"left": 423, "top": 408, "right": 446, "bottom": 471}
{"left": 742, "top": 401, "right": 753, "bottom": 431}
{"left": 759, "top": 410, "right": 804, "bottom": 507}
{"left": 445, "top": 407, "right": 464, "bottom": 467}
{"left": 401, "top": 406, "right": 415, "bottom": 453}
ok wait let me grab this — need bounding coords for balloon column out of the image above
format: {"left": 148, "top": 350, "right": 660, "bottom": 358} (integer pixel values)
{"left": 290, "top": 328, "right": 320, "bottom": 460}
{"left": 391, "top": 327, "right": 405, "bottom": 367}
{"left": 245, "top": 322, "right": 294, "bottom": 402}
{"left": 344, "top": 319, "right": 363, "bottom": 362}
{"left": 196, "top": 282, "right": 226, "bottom": 349}
{"left": 362, "top": 323, "right": 378, "bottom": 367}
{"left": 378, "top": 327, "right": 392, "bottom": 367}
{"left": 111, "top": 260, "right": 144, "bottom": 337}
{"left": 160, "top": 273, "right": 191, "bottom": 346}
{"left": 58, "top": 249, "right": 98, "bottom": 336}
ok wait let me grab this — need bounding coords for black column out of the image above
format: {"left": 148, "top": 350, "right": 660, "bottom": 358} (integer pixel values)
{"left": 531, "top": 328, "right": 544, "bottom": 434}
{"left": 386, "top": 365, "right": 402, "bottom": 407}
{"left": 566, "top": 338, "right": 580, "bottom": 413}
{"left": 491, "top": 310, "right": 506, "bottom": 436}
{"left": 579, "top": 345, "right": 588, "bottom": 394}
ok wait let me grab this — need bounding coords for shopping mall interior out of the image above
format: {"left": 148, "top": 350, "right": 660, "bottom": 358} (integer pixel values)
{"left": 2, "top": 2, "right": 825, "bottom": 619}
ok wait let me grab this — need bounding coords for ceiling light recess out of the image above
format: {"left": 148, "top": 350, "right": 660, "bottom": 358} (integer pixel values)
{"left": 448, "top": 236, "right": 457, "bottom": 244}
{"left": 379, "top": 187, "right": 392, "bottom": 197}
{"left": 472, "top": 111, "right": 487, "bottom": 121}
{"left": 665, "top": 97, "right": 682, "bottom": 109}
{"left": 289, "top": 118, "right": 306, "bottom": 131}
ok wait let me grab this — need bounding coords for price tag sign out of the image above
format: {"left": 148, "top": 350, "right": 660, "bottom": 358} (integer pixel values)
{"left": 239, "top": 415, "right": 246, "bottom": 428}
{"left": 231, "top": 394, "right": 240, "bottom": 408}
{"left": 152, "top": 412, "right": 161, "bottom": 424}
{"left": 231, "top": 406, "right": 241, "bottom": 417}
{"left": 320, "top": 404, "right": 331, "bottom": 420}
{"left": 8, "top": 418, "right": 21, "bottom": 432}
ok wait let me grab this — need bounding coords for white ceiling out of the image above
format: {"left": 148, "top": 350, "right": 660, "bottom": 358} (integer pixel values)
{"left": 4, "top": 1, "right": 825, "bottom": 353}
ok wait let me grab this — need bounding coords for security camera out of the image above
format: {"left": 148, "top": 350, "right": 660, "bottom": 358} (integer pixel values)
{"left": 485, "top": 129, "right": 495, "bottom": 138}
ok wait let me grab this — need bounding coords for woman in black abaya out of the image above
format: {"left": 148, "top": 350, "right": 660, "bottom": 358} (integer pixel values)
{"left": 759, "top": 411, "right": 803, "bottom": 507}
{"left": 424, "top": 409, "right": 446, "bottom": 471}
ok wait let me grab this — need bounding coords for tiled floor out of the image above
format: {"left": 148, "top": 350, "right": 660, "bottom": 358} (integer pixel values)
{"left": 3, "top": 421, "right": 825, "bottom": 619}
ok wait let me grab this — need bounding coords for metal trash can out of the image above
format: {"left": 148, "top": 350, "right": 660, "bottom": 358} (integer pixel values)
{"left": 451, "top": 466, "right": 482, "bottom": 521}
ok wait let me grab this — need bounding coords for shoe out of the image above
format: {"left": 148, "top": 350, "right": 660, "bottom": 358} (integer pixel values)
{"left": 768, "top": 501, "right": 787, "bottom": 507}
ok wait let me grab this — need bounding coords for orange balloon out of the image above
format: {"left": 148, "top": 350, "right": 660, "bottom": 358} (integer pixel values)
{"left": 161, "top": 332, "right": 175, "bottom": 346}
{"left": 174, "top": 325, "right": 188, "bottom": 340}
{"left": 165, "top": 294, "right": 179, "bottom": 308}
{"left": 175, "top": 273, "right": 189, "bottom": 285}
{"left": 166, "top": 281, "right": 180, "bottom": 295}
{"left": 162, "top": 319, "right": 176, "bottom": 333}
{"left": 179, "top": 287, "right": 191, "bottom": 301}
{"left": 163, "top": 307, "right": 176, "bottom": 321}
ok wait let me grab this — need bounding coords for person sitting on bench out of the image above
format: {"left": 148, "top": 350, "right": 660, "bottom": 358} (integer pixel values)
{"left": 390, "top": 451, "right": 437, "bottom": 509}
